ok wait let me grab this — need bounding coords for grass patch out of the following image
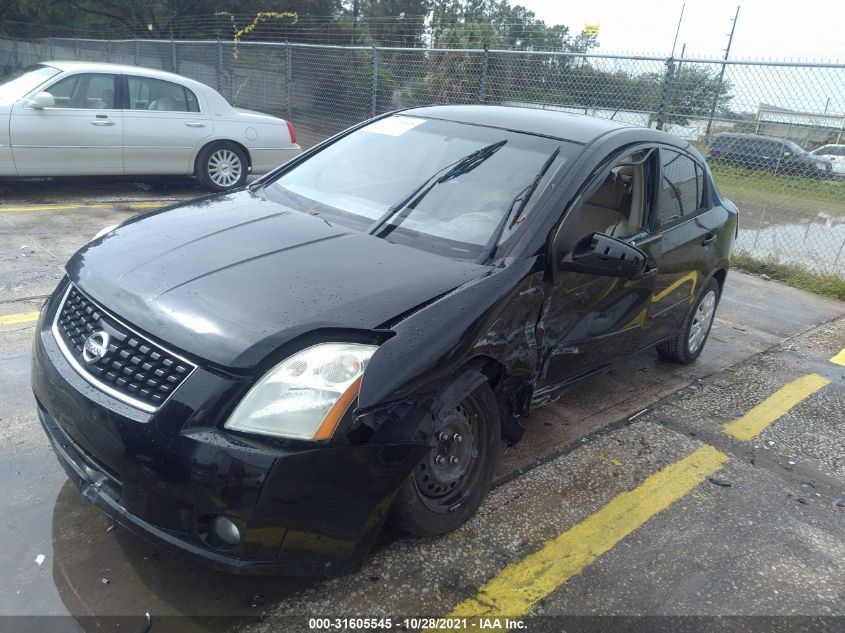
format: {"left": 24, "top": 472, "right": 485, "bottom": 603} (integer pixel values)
{"left": 711, "top": 165, "right": 845, "bottom": 217}
{"left": 733, "top": 253, "right": 845, "bottom": 301}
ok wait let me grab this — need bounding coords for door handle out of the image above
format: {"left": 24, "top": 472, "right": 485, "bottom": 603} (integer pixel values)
{"left": 90, "top": 120, "right": 115, "bottom": 126}
{"left": 185, "top": 122, "right": 206, "bottom": 128}
{"left": 701, "top": 232, "right": 717, "bottom": 246}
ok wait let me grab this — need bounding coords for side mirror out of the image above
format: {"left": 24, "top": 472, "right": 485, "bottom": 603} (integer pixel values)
{"left": 28, "top": 91, "right": 55, "bottom": 109}
{"left": 559, "top": 232, "right": 647, "bottom": 278}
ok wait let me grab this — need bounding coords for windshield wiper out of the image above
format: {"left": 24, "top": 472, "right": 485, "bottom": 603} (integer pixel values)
{"left": 477, "top": 146, "right": 561, "bottom": 262}
{"left": 368, "top": 140, "right": 508, "bottom": 236}
{"left": 508, "top": 147, "right": 561, "bottom": 230}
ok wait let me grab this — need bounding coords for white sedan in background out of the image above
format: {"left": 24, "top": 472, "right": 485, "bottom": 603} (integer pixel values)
{"left": 0, "top": 61, "right": 300, "bottom": 191}
{"left": 810, "top": 144, "right": 845, "bottom": 176}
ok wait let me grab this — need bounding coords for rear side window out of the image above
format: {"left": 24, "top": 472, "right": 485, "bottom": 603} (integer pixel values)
{"left": 47, "top": 73, "right": 116, "bottom": 109}
{"left": 127, "top": 76, "right": 200, "bottom": 112}
{"left": 656, "top": 149, "right": 703, "bottom": 229}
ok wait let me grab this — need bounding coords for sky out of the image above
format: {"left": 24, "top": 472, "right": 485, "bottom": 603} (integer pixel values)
{"left": 516, "top": 0, "right": 845, "bottom": 62}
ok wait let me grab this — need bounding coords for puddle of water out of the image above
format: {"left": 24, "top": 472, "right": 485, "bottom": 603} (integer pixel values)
{"left": 735, "top": 215, "right": 845, "bottom": 276}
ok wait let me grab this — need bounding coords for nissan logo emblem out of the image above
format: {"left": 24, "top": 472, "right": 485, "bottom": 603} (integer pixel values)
{"left": 82, "top": 331, "right": 110, "bottom": 364}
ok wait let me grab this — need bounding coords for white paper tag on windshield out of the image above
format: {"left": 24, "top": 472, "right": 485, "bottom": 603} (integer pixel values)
{"left": 364, "top": 116, "right": 426, "bottom": 136}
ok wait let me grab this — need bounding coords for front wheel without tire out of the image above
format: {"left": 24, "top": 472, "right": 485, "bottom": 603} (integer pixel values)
{"left": 391, "top": 378, "right": 500, "bottom": 537}
{"left": 196, "top": 142, "right": 249, "bottom": 192}
{"left": 657, "top": 276, "right": 720, "bottom": 364}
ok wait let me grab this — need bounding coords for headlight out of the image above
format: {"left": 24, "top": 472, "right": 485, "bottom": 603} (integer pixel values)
{"left": 224, "top": 343, "right": 377, "bottom": 440}
{"left": 92, "top": 224, "right": 118, "bottom": 241}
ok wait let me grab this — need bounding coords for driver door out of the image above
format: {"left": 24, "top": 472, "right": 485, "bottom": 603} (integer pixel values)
{"left": 537, "top": 147, "right": 661, "bottom": 390}
{"left": 10, "top": 72, "right": 123, "bottom": 176}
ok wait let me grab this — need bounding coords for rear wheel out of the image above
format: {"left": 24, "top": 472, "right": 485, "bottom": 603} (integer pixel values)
{"left": 657, "top": 277, "right": 720, "bottom": 364}
{"left": 391, "top": 379, "right": 499, "bottom": 537}
{"left": 196, "top": 142, "right": 249, "bottom": 192}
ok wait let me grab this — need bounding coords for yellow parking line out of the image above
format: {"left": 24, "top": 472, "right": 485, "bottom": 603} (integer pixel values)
{"left": 831, "top": 348, "right": 845, "bottom": 366}
{"left": 0, "top": 202, "right": 165, "bottom": 213}
{"left": 0, "top": 203, "right": 111, "bottom": 213}
{"left": 440, "top": 445, "right": 727, "bottom": 621}
{"left": 127, "top": 203, "right": 168, "bottom": 209}
{"left": 0, "top": 311, "right": 40, "bottom": 326}
{"left": 723, "top": 374, "right": 831, "bottom": 441}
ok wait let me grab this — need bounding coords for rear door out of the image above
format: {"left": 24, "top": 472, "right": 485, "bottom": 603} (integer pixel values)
{"left": 121, "top": 75, "right": 213, "bottom": 175}
{"left": 10, "top": 72, "right": 123, "bottom": 175}
{"left": 647, "top": 147, "right": 722, "bottom": 342}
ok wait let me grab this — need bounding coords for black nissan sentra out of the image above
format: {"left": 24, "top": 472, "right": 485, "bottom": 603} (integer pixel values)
{"left": 33, "top": 105, "right": 737, "bottom": 575}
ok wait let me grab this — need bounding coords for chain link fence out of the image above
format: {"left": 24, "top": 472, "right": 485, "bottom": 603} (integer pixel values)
{"left": 2, "top": 36, "right": 845, "bottom": 278}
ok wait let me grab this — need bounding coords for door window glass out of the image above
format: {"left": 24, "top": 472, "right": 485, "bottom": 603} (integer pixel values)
{"left": 656, "top": 150, "right": 701, "bottom": 228}
{"left": 577, "top": 150, "right": 651, "bottom": 241}
{"left": 128, "top": 76, "right": 200, "bottom": 112}
{"left": 47, "top": 74, "right": 116, "bottom": 109}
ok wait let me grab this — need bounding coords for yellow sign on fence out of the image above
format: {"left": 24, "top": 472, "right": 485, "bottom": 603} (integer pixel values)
{"left": 583, "top": 23, "right": 600, "bottom": 36}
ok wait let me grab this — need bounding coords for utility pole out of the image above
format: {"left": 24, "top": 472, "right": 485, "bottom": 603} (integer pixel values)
{"left": 705, "top": 5, "right": 740, "bottom": 139}
{"left": 671, "top": 3, "right": 685, "bottom": 57}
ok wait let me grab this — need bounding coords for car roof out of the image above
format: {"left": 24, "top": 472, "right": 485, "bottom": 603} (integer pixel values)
{"left": 42, "top": 60, "right": 202, "bottom": 86}
{"left": 402, "top": 104, "right": 635, "bottom": 145}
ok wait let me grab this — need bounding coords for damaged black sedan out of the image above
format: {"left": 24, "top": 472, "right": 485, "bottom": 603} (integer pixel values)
{"left": 32, "top": 105, "right": 737, "bottom": 575}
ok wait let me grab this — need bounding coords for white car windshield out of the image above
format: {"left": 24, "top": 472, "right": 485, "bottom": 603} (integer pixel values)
{"left": 0, "top": 64, "right": 61, "bottom": 100}
{"left": 263, "top": 115, "right": 580, "bottom": 260}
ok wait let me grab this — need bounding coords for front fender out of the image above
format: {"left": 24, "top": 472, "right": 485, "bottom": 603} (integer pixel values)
{"left": 358, "top": 257, "right": 544, "bottom": 411}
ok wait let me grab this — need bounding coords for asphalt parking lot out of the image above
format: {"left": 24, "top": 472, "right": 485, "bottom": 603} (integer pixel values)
{"left": 1, "top": 178, "right": 844, "bottom": 633}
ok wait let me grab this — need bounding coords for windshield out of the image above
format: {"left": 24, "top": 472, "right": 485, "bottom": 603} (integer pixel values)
{"left": 262, "top": 115, "right": 580, "bottom": 260}
{"left": 0, "top": 64, "right": 60, "bottom": 100}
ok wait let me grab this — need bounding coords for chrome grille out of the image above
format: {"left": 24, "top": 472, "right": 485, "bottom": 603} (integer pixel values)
{"left": 53, "top": 285, "right": 195, "bottom": 411}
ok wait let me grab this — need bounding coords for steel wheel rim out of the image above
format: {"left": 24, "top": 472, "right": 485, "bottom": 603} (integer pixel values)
{"left": 413, "top": 396, "right": 487, "bottom": 514}
{"left": 207, "top": 149, "right": 242, "bottom": 187}
{"left": 688, "top": 289, "right": 717, "bottom": 353}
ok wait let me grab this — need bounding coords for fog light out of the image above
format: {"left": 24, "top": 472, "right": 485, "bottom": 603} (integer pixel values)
{"left": 212, "top": 516, "right": 241, "bottom": 546}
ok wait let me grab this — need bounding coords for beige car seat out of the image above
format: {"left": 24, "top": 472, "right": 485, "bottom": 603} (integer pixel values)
{"left": 578, "top": 163, "right": 643, "bottom": 239}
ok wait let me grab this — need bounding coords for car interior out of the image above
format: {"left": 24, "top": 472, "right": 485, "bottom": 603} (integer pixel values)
{"left": 48, "top": 74, "right": 115, "bottom": 109}
{"left": 577, "top": 158, "right": 646, "bottom": 240}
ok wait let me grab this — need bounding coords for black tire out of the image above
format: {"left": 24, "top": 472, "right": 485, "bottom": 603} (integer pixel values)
{"left": 657, "top": 276, "right": 721, "bottom": 364}
{"left": 196, "top": 142, "right": 249, "bottom": 192}
{"left": 391, "top": 378, "right": 500, "bottom": 537}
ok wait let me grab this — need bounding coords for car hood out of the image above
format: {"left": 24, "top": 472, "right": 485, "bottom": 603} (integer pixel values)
{"left": 66, "top": 191, "right": 488, "bottom": 370}
{"left": 807, "top": 154, "right": 833, "bottom": 164}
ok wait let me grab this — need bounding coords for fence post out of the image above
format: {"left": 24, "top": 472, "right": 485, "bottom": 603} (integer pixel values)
{"left": 216, "top": 38, "right": 224, "bottom": 94}
{"left": 370, "top": 46, "right": 379, "bottom": 117}
{"left": 133, "top": 38, "right": 139, "bottom": 66}
{"left": 286, "top": 42, "right": 293, "bottom": 120}
{"left": 170, "top": 27, "right": 177, "bottom": 72}
{"left": 656, "top": 57, "right": 675, "bottom": 131}
{"left": 478, "top": 45, "right": 489, "bottom": 103}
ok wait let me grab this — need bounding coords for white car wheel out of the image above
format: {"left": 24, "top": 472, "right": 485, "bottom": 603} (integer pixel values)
{"left": 197, "top": 143, "right": 249, "bottom": 192}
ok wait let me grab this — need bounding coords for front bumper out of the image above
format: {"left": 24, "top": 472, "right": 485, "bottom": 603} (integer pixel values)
{"left": 33, "top": 288, "right": 425, "bottom": 576}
